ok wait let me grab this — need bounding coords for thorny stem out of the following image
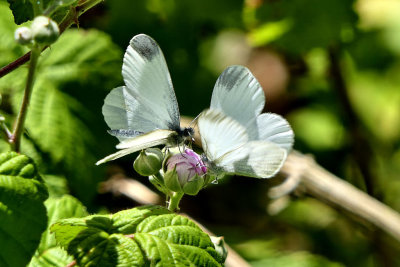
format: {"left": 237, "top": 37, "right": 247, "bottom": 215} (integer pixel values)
{"left": 65, "top": 260, "right": 76, "bottom": 267}
{"left": 0, "top": 0, "right": 103, "bottom": 78}
{"left": 9, "top": 46, "right": 41, "bottom": 152}
{"left": 168, "top": 191, "right": 184, "bottom": 212}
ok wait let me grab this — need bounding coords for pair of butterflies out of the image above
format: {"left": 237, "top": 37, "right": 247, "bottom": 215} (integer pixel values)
{"left": 96, "top": 34, "right": 294, "bottom": 179}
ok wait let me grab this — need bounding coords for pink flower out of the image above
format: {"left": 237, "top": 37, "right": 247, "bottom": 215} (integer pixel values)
{"left": 166, "top": 149, "right": 207, "bottom": 184}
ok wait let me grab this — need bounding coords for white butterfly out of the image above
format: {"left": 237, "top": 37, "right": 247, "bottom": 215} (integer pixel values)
{"left": 198, "top": 65, "right": 294, "bottom": 178}
{"left": 96, "top": 34, "right": 193, "bottom": 165}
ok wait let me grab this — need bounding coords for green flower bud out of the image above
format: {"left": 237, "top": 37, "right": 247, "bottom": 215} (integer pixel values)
{"left": 31, "top": 16, "right": 59, "bottom": 45}
{"left": 14, "top": 27, "right": 33, "bottom": 46}
{"left": 210, "top": 236, "right": 228, "bottom": 263}
{"left": 133, "top": 148, "right": 164, "bottom": 176}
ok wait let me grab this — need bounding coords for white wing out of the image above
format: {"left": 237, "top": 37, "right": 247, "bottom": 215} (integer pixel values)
{"left": 96, "top": 129, "right": 176, "bottom": 165}
{"left": 210, "top": 65, "right": 265, "bottom": 139}
{"left": 256, "top": 113, "right": 294, "bottom": 152}
{"left": 198, "top": 109, "right": 287, "bottom": 178}
{"left": 216, "top": 141, "right": 287, "bottom": 178}
{"left": 102, "top": 34, "right": 180, "bottom": 141}
{"left": 198, "top": 109, "right": 248, "bottom": 162}
{"left": 116, "top": 129, "right": 177, "bottom": 149}
{"left": 102, "top": 86, "right": 165, "bottom": 141}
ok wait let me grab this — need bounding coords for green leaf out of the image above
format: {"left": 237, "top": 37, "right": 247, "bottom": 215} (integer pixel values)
{"left": 28, "top": 195, "right": 88, "bottom": 267}
{"left": 254, "top": 0, "right": 357, "bottom": 53}
{"left": 42, "top": 175, "right": 69, "bottom": 197}
{"left": 27, "top": 247, "right": 72, "bottom": 267}
{"left": 6, "top": 0, "right": 35, "bottom": 24}
{"left": 0, "top": 151, "right": 48, "bottom": 267}
{"left": 5, "top": 0, "right": 78, "bottom": 24}
{"left": 51, "top": 205, "right": 224, "bottom": 266}
{"left": 0, "top": 24, "right": 122, "bottom": 203}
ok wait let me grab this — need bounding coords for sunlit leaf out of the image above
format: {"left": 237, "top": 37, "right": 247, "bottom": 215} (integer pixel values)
{"left": 28, "top": 195, "right": 88, "bottom": 267}
{"left": 0, "top": 9, "right": 122, "bottom": 202}
{"left": 0, "top": 152, "right": 48, "bottom": 267}
{"left": 52, "top": 205, "right": 224, "bottom": 266}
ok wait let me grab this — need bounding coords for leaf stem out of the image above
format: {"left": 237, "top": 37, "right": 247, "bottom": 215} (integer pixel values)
{"left": 168, "top": 191, "right": 184, "bottom": 212}
{"left": 9, "top": 46, "right": 41, "bottom": 152}
{"left": 0, "top": 115, "right": 12, "bottom": 140}
{"left": 0, "top": 0, "right": 103, "bottom": 78}
{"left": 65, "top": 260, "right": 76, "bottom": 267}
{"left": 328, "top": 46, "right": 377, "bottom": 197}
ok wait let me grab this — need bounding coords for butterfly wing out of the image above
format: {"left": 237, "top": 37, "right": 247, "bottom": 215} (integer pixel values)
{"left": 215, "top": 141, "right": 287, "bottom": 178}
{"left": 198, "top": 109, "right": 286, "bottom": 178}
{"left": 198, "top": 109, "right": 248, "bottom": 162}
{"left": 116, "top": 129, "right": 177, "bottom": 149}
{"left": 96, "top": 129, "right": 177, "bottom": 165}
{"left": 102, "top": 34, "right": 181, "bottom": 141}
{"left": 256, "top": 113, "right": 294, "bottom": 152}
{"left": 210, "top": 65, "right": 265, "bottom": 139}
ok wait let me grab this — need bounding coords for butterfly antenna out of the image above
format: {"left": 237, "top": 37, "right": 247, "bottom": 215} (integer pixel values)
{"left": 189, "top": 113, "right": 201, "bottom": 128}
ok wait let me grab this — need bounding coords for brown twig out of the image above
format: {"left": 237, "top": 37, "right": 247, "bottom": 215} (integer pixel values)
{"left": 9, "top": 46, "right": 40, "bottom": 151}
{"left": 0, "top": 0, "right": 103, "bottom": 78}
{"left": 99, "top": 174, "right": 162, "bottom": 205}
{"left": 65, "top": 260, "right": 76, "bottom": 267}
{"left": 278, "top": 151, "right": 400, "bottom": 243}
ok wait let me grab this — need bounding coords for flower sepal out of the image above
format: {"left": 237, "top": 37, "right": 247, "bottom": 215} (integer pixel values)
{"left": 182, "top": 174, "right": 204, "bottom": 195}
{"left": 164, "top": 167, "right": 182, "bottom": 193}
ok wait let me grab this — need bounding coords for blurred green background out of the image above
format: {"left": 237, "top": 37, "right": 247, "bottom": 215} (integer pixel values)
{"left": 1, "top": 0, "right": 400, "bottom": 266}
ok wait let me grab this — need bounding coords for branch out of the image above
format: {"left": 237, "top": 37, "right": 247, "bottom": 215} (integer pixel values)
{"left": 9, "top": 46, "right": 40, "bottom": 151}
{"left": 278, "top": 151, "right": 400, "bottom": 242}
{"left": 65, "top": 260, "right": 76, "bottom": 267}
{"left": 99, "top": 173, "right": 162, "bottom": 205}
{"left": 0, "top": 0, "right": 103, "bottom": 78}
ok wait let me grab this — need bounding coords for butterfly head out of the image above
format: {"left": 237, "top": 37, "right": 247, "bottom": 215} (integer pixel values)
{"left": 183, "top": 127, "right": 194, "bottom": 138}
{"left": 180, "top": 127, "right": 195, "bottom": 143}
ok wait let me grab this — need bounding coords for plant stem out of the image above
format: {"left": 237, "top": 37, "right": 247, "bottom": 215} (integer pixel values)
{"left": 10, "top": 46, "right": 41, "bottom": 152}
{"left": 0, "top": 0, "right": 103, "bottom": 78}
{"left": 65, "top": 260, "right": 76, "bottom": 267}
{"left": 328, "top": 46, "right": 377, "bottom": 197}
{"left": 0, "top": 116, "right": 12, "bottom": 140}
{"left": 168, "top": 192, "right": 184, "bottom": 212}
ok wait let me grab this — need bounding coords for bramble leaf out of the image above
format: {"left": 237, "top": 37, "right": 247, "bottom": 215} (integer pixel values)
{"left": 0, "top": 7, "right": 122, "bottom": 203}
{"left": 0, "top": 151, "right": 48, "bottom": 267}
{"left": 51, "top": 205, "right": 224, "bottom": 266}
{"left": 28, "top": 195, "right": 88, "bottom": 267}
{"left": 6, "top": 0, "right": 79, "bottom": 24}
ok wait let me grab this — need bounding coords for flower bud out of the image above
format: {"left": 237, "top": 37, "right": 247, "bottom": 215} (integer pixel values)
{"left": 15, "top": 27, "right": 33, "bottom": 45}
{"left": 164, "top": 149, "right": 207, "bottom": 195}
{"left": 31, "top": 16, "right": 59, "bottom": 45}
{"left": 133, "top": 148, "right": 164, "bottom": 176}
{"left": 211, "top": 236, "right": 228, "bottom": 263}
